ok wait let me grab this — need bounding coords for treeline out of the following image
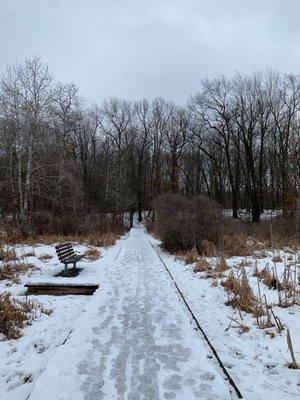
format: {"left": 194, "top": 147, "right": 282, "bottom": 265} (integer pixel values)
{"left": 0, "top": 56, "right": 299, "bottom": 235}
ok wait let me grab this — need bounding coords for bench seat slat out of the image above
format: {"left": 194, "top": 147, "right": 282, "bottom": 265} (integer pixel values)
{"left": 59, "top": 253, "right": 76, "bottom": 262}
{"left": 62, "top": 255, "right": 82, "bottom": 264}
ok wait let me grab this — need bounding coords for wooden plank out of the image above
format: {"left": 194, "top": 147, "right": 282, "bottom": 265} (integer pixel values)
{"left": 24, "top": 283, "right": 99, "bottom": 296}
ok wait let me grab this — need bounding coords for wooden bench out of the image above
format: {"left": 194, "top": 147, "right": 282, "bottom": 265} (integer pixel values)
{"left": 55, "top": 243, "right": 84, "bottom": 275}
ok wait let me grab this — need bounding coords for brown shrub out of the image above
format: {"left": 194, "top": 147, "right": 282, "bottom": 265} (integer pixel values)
{"left": 152, "top": 193, "right": 222, "bottom": 252}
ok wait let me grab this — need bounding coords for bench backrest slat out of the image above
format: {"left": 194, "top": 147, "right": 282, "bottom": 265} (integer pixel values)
{"left": 55, "top": 243, "right": 76, "bottom": 263}
{"left": 56, "top": 247, "right": 73, "bottom": 256}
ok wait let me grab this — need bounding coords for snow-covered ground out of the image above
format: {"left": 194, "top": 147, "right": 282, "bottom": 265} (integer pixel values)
{"left": 223, "top": 209, "right": 283, "bottom": 221}
{"left": 28, "top": 227, "right": 233, "bottom": 400}
{"left": 0, "top": 236, "right": 127, "bottom": 400}
{"left": 151, "top": 238, "right": 300, "bottom": 400}
{"left": 0, "top": 228, "right": 299, "bottom": 399}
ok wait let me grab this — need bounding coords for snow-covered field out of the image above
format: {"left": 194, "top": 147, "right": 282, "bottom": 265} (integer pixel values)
{"left": 223, "top": 209, "right": 283, "bottom": 221}
{"left": 0, "top": 228, "right": 299, "bottom": 399}
{"left": 0, "top": 236, "right": 127, "bottom": 400}
{"left": 152, "top": 238, "right": 300, "bottom": 400}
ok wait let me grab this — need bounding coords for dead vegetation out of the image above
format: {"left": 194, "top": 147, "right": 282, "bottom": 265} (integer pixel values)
{"left": 287, "top": 329, "right": 299, "bottom": 369}
{"left": 272, "top": 255, "right": 283, "bottom": 263}
{"left": 253, "top": 262, "right": 299, "bottom": 307}
{"left": 0, "top": 245, "right": 18, "bottom": 262}
{"left": 84, "top": 231, "right": 120, "bottom": 248}
{"left": 201, "top": 239, "right": 216, "bottom": 256}
{"left": 193, "top": 258, "right": 211, "bottom": 273}
{"left": 22, "top": 251, "right": 35, "bottom": 258}
{"left": 1, "top": 230, "right": 123, "bottom": 249}
{"left": 0, "top": 262, "right": 39, "bottom": 284}
{"left": 38, "top": 253, "right": 53, "bottom": 261}
{"left": 0, "top": 292, "right": 52, "bottom": 340}
{"left": 219, "top": 234, "right": 251, "bottom": 257}
{"left": 226, "top": 311, "right": 250, "bottom": 334}
{"left": 222, "top": 268, "right": 262, "bottom": 315}
{"left": 215, "top": 257, "right": 229, "bottom": 272}
{"left": 84, "top": 248, "right": 101, "bottom": 261}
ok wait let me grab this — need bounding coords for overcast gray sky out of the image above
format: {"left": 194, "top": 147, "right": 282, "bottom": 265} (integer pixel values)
{"left": 0, "top": 0, "right": 299, "bottom": 104}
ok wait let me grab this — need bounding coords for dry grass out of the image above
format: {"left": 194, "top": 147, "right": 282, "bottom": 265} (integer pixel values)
{"left": 184, "top": 246, "right": 199, "bottom": 264}
{"left": 253, "top": 262, "right": 299, "bottom": 308}
{"left": 84, "top": 232, "right": 120, "bottom": 248}
{"left": 84, "top": 248, "right": 101, "bottom": 261}
{"left": 0, "top": 292, "right": 27, "bottom": 339}
{"left": 255, "top": 250, "right": 269, "bottom": 259}
{"left": 287, "top": 329, "right": 299, "bottom": 369}
{"left": 219, "top": 234, "right": 251, "bottom": 257}
{"left": 226, "top": 313, "right": 250, "bottom": 334}
{"left": 215, "top": 257, "right": 229, "bottom": 272}
{"left": 0, "top": 245, "right": 18, "bottom": 262}
{"left": 222, "top": 268, "right": 262, "bottom": 315}
{"left": 201, "top": 239, "right": 216, "bottom": 256}
{"left": 176, "top": 246, "right": 199, "bottom": 265}
{"left": 22, "top": 251, "right": 35, "bottom": 258}
{"left": 1, "top": 228, "right": 125, "bottom": 248}
{"left": 0, "top": 262, "right": 39, "bottom": 284}
{"left": 253, "top": 264, "right": 281, "bottom": 290}
{"left": 0, "top": 292, "right": 52, "bottom": 340}
{"left": 193, "top": 258, "right": 211, "bottom": 273}
{"left": 272, "top": 255, "right": 283, "bottom": 263}
{"left": 38, "top": 253, "right": 53, "bottom": 261}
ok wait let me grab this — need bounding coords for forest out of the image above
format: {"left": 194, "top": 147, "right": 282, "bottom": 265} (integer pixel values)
{"left": 0, "top": 56, "right": 299, "bottom": 236}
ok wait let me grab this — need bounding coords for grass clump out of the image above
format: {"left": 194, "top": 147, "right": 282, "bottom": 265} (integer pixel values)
{"left": 222, "top": 268, "right": 261, "bottom": 315}
{"left": 0, "top": 262, "right": 39, "bottom": 284}
{"left": 215, "top": 257, "right": 229, "bottom": 272}
{"left": 184, "top": 246, "right": 199, "bottom": 265}
{"left": 0, "top": 292, "right": 52, "bottom": 340}
{"left": 219, "top": 234, "right": 251, "bottom": 257}
{"left": 84, "top": 248, "right": 101, "bottom": 261}
{"left": 0, "top": 245, "right": 18, "bottom": 262}
{"left": 194, "top": 258, "right": 211, "bottom": 273}
{"left": 38, "top": 253, "right": 53, "bottom": 261}
{"left": 201, "top": 240, "right": 216, "bottom": 256}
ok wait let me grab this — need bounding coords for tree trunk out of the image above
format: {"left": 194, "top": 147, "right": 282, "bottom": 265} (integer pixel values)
{"left": 251, "top": 193, "right": 261, "bottom": 222}
{"left": 232, "top": 190, "right": 239, "bottom": 219}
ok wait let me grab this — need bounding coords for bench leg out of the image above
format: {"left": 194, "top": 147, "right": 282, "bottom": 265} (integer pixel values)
{"left": 63, "top": 263, "right": 68, "bottom": 276}
{"left": 73, "top": 262, "right": 77, "bottom": 269}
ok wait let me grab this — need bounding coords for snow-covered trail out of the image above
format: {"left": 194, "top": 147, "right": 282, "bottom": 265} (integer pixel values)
{"left": 29, "top": 227, "right": 233, "bottom": 400}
